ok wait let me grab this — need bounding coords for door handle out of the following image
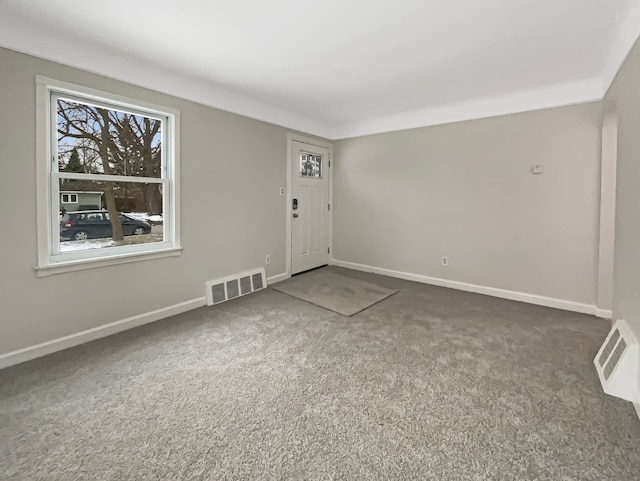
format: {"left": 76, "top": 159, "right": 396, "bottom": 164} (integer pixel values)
{"left": 293, "top": 213, "right": 299, "bottom": 218}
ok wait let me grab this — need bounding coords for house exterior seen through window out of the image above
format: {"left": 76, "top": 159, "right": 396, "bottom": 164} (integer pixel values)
{"left": 61, "top": 193, "right": 78, "bottom": 204}
{"left": 36, "top": 77, "right": 181, "bottom": 274}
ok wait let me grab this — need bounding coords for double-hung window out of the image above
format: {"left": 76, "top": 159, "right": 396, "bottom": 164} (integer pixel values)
{"left": 36, "top": 77, "right": 181, "bottom": 275}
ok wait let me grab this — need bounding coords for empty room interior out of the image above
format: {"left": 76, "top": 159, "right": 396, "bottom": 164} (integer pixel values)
{"left": 2, "top": 1, "right": 640, "bottom": 479}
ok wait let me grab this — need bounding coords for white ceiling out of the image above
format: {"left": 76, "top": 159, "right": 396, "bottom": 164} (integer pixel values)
{"left": 1, "top": 0, "right": 639, "bottom": 139}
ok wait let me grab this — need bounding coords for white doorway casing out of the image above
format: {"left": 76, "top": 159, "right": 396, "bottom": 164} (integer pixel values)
{"left": 284, "top": 134, "right": 333, "bottom": 279}
{"left": 596, "top": 104, "right": 617, "bottom": 319}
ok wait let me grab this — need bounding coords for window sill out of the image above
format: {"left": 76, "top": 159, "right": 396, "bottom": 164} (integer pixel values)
{"left": 35, "top": 247, "right": 182, "bottom": 277}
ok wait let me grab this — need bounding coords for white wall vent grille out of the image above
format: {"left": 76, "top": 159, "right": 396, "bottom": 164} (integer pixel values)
{"left": 594, "top": 320, "right": 640, "bottom": 404}
{"left": 598, "top": 328, "right": 620, "bottom": 367}
{"left": 226, "top": 280, "right": 240, "bottom": 299}
{"left": 209, "top": 284, "right": 226, "bottom": 304}
{"left": 239, "top": 276, "right": 252, "bottom": 295}
{"left": 205, "top": 268, "right": 266, "bottom": 306}
{"left": 252, "top": 273, "right": 264, "bottom": 290}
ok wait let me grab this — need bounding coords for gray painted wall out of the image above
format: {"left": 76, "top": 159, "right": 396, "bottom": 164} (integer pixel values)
{"left": 0, "top": 44, "right": 616, "bottom": 358}
{"left": 0, "top": 47, "right": 321, "bottom": 355}
{"left": 604, "top": 38, "right": 640, "bottom": 332}
{"left": 333, "top": 103, "right": 602, "bottom": 305}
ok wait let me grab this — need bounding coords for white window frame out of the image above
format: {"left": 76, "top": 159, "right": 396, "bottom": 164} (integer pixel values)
{"left": 36, "top": 76, "right": 181, "bottom": 277}
{"left": 61, "top": 193, "right": 78, "bottom": 204}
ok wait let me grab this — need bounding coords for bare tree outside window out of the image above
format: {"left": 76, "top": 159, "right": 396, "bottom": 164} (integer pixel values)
{"left": 57, "top": 98, "right": 163, "bottom": 244}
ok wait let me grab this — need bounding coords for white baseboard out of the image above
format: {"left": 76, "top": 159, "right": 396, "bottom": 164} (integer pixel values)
{"left": 0, "top": 297, "right": 206, "bottom": 370}
{"left": 594, "top": 308, "right": 614, "bottom": 320}
{"left": 332, "top": 259, "right": 600, "bottom": 316}
{"left": 634, "top": 402, "right": 640, "bottom": 422}
{"left": 267, "top": 272, "right": 290, "bottom": 285}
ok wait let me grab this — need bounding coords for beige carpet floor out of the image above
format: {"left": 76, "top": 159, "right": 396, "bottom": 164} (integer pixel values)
{"left": 1, "top": 267, "right": 639, "bottom": 480}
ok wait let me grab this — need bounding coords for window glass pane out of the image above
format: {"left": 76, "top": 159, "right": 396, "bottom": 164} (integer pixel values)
{"left": 58, "top": 179, "right": 164, "bottom": 253}
{"left": 57, "top": 98, "right": 162, "bottom": 178}
{"left": 300, "top": 153, "right": 322, "bottom": 178}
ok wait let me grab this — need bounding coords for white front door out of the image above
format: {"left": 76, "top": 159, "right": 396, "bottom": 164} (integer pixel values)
{"left": 291, "top": 140, "right": 329, "bottom": 275}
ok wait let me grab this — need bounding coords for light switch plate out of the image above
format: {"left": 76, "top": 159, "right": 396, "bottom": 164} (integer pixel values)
{"left": 531, "top": 165, "right": 544, "bottom": 174}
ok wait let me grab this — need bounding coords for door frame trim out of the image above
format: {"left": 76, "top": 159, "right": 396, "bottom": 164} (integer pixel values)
{"left": 284, "top": 133, "right": 333, "bottom": 280}
{"left": 596, "top": 102, "right": 617, "bottom": 319}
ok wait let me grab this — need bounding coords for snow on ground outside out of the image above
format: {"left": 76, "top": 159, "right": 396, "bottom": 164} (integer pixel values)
{"left": 60, "top": 233, "right": 164, "bottom": 253}
{"left": 125, "top": 212, "right": 163, "bottom": 223}
{"left": 60, "top": 239, "right": 116, "bottom": 251}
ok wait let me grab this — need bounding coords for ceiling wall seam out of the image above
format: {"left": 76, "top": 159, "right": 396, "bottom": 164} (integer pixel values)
{"left": 601, "top": 3, "right": 640, "bottom": 98}
{"left": 1, "top": 11, "right": 640, "bottom": 140}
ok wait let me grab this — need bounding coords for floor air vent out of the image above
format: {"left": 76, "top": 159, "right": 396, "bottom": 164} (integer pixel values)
{"left": 205, "top": 268, "right": 266, "bottom": 306}
{"left": 594, "top": 320, "right": 639, "bottom": 404}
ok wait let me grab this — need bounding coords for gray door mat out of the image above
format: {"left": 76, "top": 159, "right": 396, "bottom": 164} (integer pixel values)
{"left": 272, "top": 270, "right": 398, "bottom": 316}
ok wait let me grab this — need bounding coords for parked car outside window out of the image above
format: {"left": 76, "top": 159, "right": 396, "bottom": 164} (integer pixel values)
{"left": 60, "top": 210, "right": 151, "bottom": 241}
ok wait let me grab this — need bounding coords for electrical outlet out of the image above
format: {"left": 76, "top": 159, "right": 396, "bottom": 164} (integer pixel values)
{"left": 442, "top": 256, "right": 448, "bottom": 266}
{"left": 279, "top": 187, "right": 285, "bottom": 196}
{"left": 265, "top": 254, "right": 271, "bottom": 265}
